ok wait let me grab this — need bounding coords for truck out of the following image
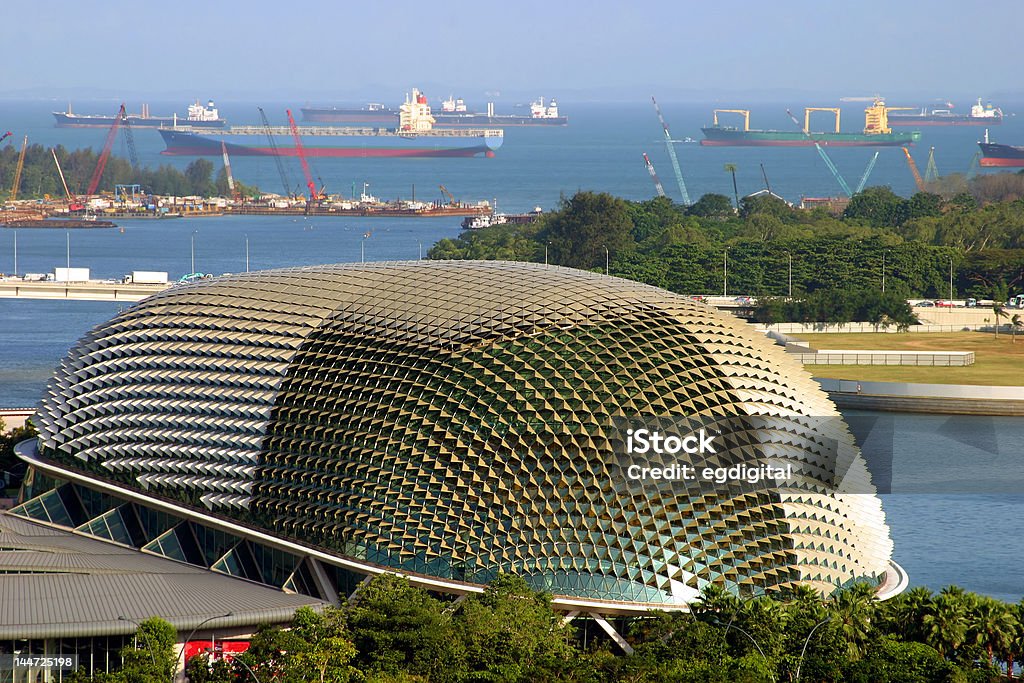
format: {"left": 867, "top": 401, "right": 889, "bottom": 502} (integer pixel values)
{"left": 53, "top": 267, "right": 90, "bottom": 282}
{"left": 122, "top": 271, "right": 169, "bottom": 285}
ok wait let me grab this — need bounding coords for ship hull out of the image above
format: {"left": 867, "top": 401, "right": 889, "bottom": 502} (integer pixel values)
{"left": 889, "top": 115, "right": 1001, "bottom": 126}
{"left": 158, "top": 128, "right": 502, "bottom": 158}
{"left": 979, "top": 142, "right": 1024, "bottom": 167}
{"left": 701, "top": 127, "right": 921, "bottom": 147}
{"left": 53, "top": 112, "right": 226, "bottom": 129}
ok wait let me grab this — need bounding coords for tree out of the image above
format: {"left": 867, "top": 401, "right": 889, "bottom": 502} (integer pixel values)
{"left": 290, "top": 605, "right": 358, "bottom": 683}
{"left": 968, "top": 597, "right": 1018, "bottom": 666}
{"left": 539, "top": 191, "right": 634, "bottom": 270}
{"left": 184, "top": 159, "right": 216, "bottom": 197}
{"left": 829, "top": 582, "right": 876, "bottom": 661}
{"left": 687, "top": 192, "right": 734, "bottom": 218}
{"left": 923, "top": 592, "right": 970, "bottom": 659}
{"left": 1012, "top": 314, "right": 1022, "bottom": 344}
{"left": 119, "top": 617, "right": 178, "bottom": 683}
{"left": 844, "top": 186, "right": 910, "bottom": 227}
{"left": 993, "top": 283, "right": 1009, "bottom": 339}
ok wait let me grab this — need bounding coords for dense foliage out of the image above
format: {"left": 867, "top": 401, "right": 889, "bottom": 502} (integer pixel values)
{"left": 0, "top": 143, "right": 258, "bottom": 199}
{"left": 71, "top": 575, "right": 1024, "bottom": 682}
{"left": 0, "top": 418, "right": 36, "bottom": 491}
{"left": 430, "top": 187, "right": 1024, "bottom": 301}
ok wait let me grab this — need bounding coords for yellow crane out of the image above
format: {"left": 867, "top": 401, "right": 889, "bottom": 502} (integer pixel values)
{"left": 439, "top": 184, "right": 458, "bottom": 206}
{"left": 901, "top": 147, "right": 925, "bottom": 192}
{"left": 804, "top": 107, "right": 841, "bottom": 133}
{"left": 712, "top": 109, "right": 750, "bottom": 131}
{"left": 10, "top": 135, "right": 27, "bottom": 201}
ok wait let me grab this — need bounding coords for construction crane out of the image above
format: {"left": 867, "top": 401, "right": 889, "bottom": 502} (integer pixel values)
{"left": 439, "top": 184, "right": 457, "bottom": 206}
{"left": 86, "top": 104, "right": 127, "bottom": 196}
{"left": 220, "top": 142, "right": 240, "bottom": 201}
{"left": 0, "top": 132, "right": 11, "bottom": 144}
{"left": 854, "top": 151, "right": 880, "bottom": 194}
{"left": 901, "top": 147, "right": 925, "bottom": 192}
{"left": 924, "top": 147, "right": 939, "bottom": 183}
{"left": 785, "top": 109, "right": 852, "bottom": 196}
{"left": 9, "top": 136, "right": 28, "bottom": 201}
{"left": 642, "top": 153, "right": 666, "bottom": 197}
{"left": 651, "top": 97, "right": 691, "bottom": 205}
{"left": 285, "top": 109, "right": 321, "bottom": 202}
{"left": 258, "top": 107, "right": 293, "bottom": 198}
{"left": 52, "top": 148, "right": 85, "bottom": 211}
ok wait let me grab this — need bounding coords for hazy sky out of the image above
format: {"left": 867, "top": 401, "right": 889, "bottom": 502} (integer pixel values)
{"left": 4, "top": 0, "right": 1022, "bottom": 101}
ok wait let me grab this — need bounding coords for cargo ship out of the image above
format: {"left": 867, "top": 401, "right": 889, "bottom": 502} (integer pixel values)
{"left": 701, "top": 101, "right": 921, "bottom": 147}
{"left": 978, "top": 130, "right": 1024, "bottom": 167}
{"left": 299, "top": 102, "right": 398, "bottom": 124}
{"left": 431, "top": 96, "right": 568, "bottom": 126}
{"left": 889, "top": 98, "right": 1002, "bottom": 126}
{"left": 54, "top": 100, "right": 226, "bottom": 129}
{"left": 159, "top": 90, "right": 502, "bottom": 158}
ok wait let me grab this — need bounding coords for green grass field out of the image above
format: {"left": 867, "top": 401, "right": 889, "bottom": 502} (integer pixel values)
{"left": 794, "top": 331, "right": 1024, "bottom": 386}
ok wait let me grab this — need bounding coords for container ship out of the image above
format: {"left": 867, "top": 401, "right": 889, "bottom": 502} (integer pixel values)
{"left": 54, "top": 100, "right": 226, "bottom": 129}
{"left": 701, "top": 101, "right": 921, "bottom": 147}
{"left": 431, "top": 96, "right": 568, "bottom": 127}
{"left": 978, "top": 131, "right": 1024, "bottom": 167}
{"left": 300, "top": 102, "right": 398, "bottom": 124}
{"left": 159, "top": 90, "right": 502, "bottom": 158}
{"left": 888, "top": 98, "right": 1002, "bottom": 126}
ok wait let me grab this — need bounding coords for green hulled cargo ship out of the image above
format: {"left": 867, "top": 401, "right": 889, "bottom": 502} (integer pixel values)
{"left": 701, "top": 102, "right": 921, "bottom": 147}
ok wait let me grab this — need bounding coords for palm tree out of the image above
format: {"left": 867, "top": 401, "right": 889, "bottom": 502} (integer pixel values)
{"left": 829, "top": 582, "right": 876, "bottom": 660}
{"left": 969, "top": 597, "right": 1018, "bottom": 666}
{"left": 1011, "top": 313, "right": 1022, "bottom": 344}
{"left": 724, "top": 163, "right": 740, "bottom": 211}
{"left": 993, "top": 284, "right": 1009, "bottom": 339}
{"left": 923, "top": 592, "right": 970, "bottom": 659}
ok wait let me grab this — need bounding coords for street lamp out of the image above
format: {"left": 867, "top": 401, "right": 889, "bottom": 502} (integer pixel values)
{"left": 190, "top": 230, "right": 198, "bottom": 274}
{"left": 181, "top": 612, "right": 233, "bottom": 678}
{"left": 118, "top": 616, "right": 158, "bottom": 669}
{"left": 723, "top": 248, "right": 729, "bottom": 297}
{"left": 245, "top": 235, "right": 250, "bottom": 273}
{"left": 12, "top": 230, "right": 16, "bottom": 276}
{"left": 796, "top": 617, "right": 832, "bottom": 682}
{"left": 603, "top": 245, "right": 609, "bottom": 276}
{"left": 233, "top": 655, "right": 263, "bottom": 683}
{"left": 418, "top": 241, "right": 423, "bottom": 260}
{"left": 65, "top": 231, "right": 71, "bottom": 270}
{"left": 881, "top": 249, "right": 886, "bottom": 294}
{"left": 712, "top": 618, "right": 775, "bottom": 682}
{"left": 786, "top": 252, "right": 792, "bottom": 297}
{"left": 949, "top": 257, "right": 954, "bottom": 301}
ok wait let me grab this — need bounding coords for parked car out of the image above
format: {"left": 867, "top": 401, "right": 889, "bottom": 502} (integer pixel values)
{"left": 732, "top": 296, "right": 754, "bottom": 305}
{"left": 934, "top": 300, "right": 956, "bottom": 308}
{"left": 916, "top": 300, "right": 936, "bottom": 307}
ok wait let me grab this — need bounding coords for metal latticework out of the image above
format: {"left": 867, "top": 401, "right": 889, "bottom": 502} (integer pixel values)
{"left": 35, "top": 261, "right": 894, "bottom": 606}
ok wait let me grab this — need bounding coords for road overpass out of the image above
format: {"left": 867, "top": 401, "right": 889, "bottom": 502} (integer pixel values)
{"left": 0, "top": 280, "right": 171, "bottom": 302}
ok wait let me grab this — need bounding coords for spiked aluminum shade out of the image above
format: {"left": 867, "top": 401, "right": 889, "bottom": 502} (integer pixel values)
{"left": 33, "top": 261, "right": 896, "bottom": 606}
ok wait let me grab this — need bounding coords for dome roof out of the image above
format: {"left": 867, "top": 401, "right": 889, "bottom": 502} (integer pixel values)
{"left": 36, "top": 261, "right": 893, "bottom": 605}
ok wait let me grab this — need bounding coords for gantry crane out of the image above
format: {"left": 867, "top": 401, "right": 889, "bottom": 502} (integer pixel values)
{"left": 285, "top": 109, "right": 323, "bottom": 201}
{"left": 901, "top": 147, "right": 925, "bottom": 192}
{"left": 258, "top": 107, "right": 293, "bottom": 198}
{"left": 9, "top": 135, "right": 27, "bottom": 201}
{"left": 652, "top": 97, "right": 691, "bottom": 205}
{"left": 642, "top": 153, "right": 666, "bottom": 198}
{"left": 785, "top": 109, "right": 852, "bottom": 196}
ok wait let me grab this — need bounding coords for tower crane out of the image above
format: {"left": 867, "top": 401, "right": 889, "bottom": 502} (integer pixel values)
{"left": 901, "top": 147, "right": 925, "bottom": 192}
{"left": 258, "top": 107, "right": 293, "bottom": 198}
{"left": 651, "top": 97, "right": 691, "bottom": 205}
{"left": 285, "top": 109, "right": 323, "bottom": 202}
{"left": 86, "top": 104, "right": 127, "bottom": 196}
{"left": 642, "top": 153, "right": 666, "bottom": 198}
{"left": 785, "top": 109, "right": 852, "bottom": 196}
{"left": 9, "top": 136, "right": 27, "bottom": 201}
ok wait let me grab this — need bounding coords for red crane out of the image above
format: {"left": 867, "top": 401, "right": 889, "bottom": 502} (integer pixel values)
{"left": 285, "top": 109, "right": 322, "bottom": 201}
{"left": 86, "top": 104, "right": 127, "bottom": 196}
{"left": 0, "top": 131, "right": 11, "bottom": 144}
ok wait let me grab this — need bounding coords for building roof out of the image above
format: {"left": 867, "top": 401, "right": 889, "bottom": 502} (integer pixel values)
{"left": 0, "top": 512, "right": 324, "bottom": 639}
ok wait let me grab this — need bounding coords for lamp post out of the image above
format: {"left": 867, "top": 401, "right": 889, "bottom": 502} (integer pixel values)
{"left": 713, "top": 618, "right": 775, "bottom": 682}
{"left": 787, "top": 252, "right": 792, "bottom": 298}
{"left": 544, "top": 242, "right": 549, "bottom": 266}
{"left": 190, "top": 230, "right": 197, "bottom": 274}
{"left": 723, "top": 248, "right": 729, "bottom": 297}
{"left": 245, "top": 235, "right": 250, "bottom": 273}
{"left": 181, "top": 612, "right": 233, "bottom": 678}
{"left": 796, "top": 617, "right": 832, "bottom": 682}
{"left": 603, "top": 245, "right": 609, "bottom": 276}
{"left": 881, "top": 249, "right": 886, "bottom": 294}
{"left": 65, "top": 231, "right": 71, "bottom": 270}
{"left": 418, "top": 241, "right": 422, "bottom": 260}
{"left": 949, "top": 257, "right": 954, "bottom": 301}
{"left": 118, "top": 616, "right": 158, "bottom": 669}
{"left": 233, "top": 655, "right": 263, "bottom": 683}
{"left": 12, "top": 230, "right": 16, "bottom": 276}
